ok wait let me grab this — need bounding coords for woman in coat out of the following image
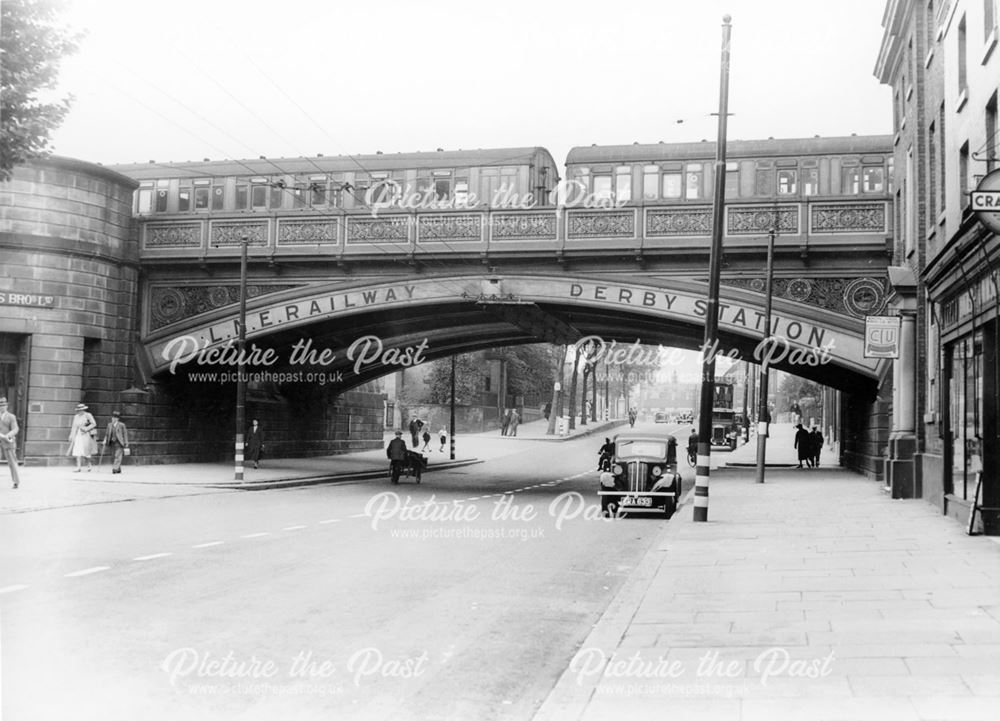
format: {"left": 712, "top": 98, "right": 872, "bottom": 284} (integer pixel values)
{"left": 68, "top": 403, "right": 98, "bottom": 472}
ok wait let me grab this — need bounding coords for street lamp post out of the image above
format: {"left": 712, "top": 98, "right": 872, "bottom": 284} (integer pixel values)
{"left": 234, "top": 234, "right": 249, "bottom": 481}
{"left": 755, "top": 228, "right": 776, "bottom": 484}
{"left": 449, "top": 354, "right": 456, "bottom": 460}
{"left": 693, "top": 14, "right": 733, "bottom": 523}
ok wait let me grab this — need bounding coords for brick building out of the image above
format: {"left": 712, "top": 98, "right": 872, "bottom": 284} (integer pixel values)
{"left": 876, "top": 0, "right": 999, "bottom": 532}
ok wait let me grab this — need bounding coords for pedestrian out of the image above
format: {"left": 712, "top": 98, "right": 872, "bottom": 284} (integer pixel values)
{"left": 793, "top": 423, "right": 812, "bottom": 469}
{"left": 246, "top": 418, "right": 264, "bottom": 469}
{"left": 102, "top": 411, "right": 131, "bottom": 474}
{"left": 810, "top": 426, "right": 824, "bottom": 468}
{"left": 508, "top": 409, "right": 519, "bottom": 437}
{"left": 438, "top": 427, "right": 448, "bottom": 452}
{"left": 421, "top": 429, "right": 431, "bottom": 452}
{"left": 386, "top": 430, "right": 407, "bottom": 484}
{"left": 68, "top": 403, "right": 98, "bottom": 472}
{"left": 501, "top": 408, "right": 512, "bottom": 436}
{"left": 0, "top": 397, "right": 20, "bottom": 489}
{"left": 408, "top": 417, "right": 423, "bottom": 448}
{"left": 543, "top": 402, "right": 551, "bottom": 420}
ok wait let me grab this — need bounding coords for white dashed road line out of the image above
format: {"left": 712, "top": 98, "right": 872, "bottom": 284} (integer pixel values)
{"left": 132, "top": 553, "right": 172, "bottom": 561}
{"left": 64, "top": 566, "right": 111, "bottom": 578}
{"left": 318, "top": 519, "right": 340, "bottom": 524}
{"left": 0, "top": 585, "right": 29, "bottom": 595}
{"left": 192, "top": 541, "right": 225, "bottom": 548}
{"left": 283, "top": 525, "right": 307, "bottom": 531}
{"left": 241, "top": 532, "right": 271, "bottom": 539}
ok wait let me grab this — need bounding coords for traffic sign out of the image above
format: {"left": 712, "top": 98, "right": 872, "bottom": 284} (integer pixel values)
{"left": 974, "top": 169, "right": 1000, "bottom": 234}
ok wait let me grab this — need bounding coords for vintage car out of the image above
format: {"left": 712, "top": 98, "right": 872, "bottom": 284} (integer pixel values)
{"left": 654, "top": 412, "right": 669, "bottom": 424}
{"left": 598, "top": 432, "right": 682, "bottom": 518}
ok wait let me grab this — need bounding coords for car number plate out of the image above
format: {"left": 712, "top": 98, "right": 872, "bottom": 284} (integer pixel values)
{"left": 621, "top": 495, "right": 653, "bottom": 507}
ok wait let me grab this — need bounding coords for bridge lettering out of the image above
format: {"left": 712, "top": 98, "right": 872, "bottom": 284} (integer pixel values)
{"left": 619, "top": 289, "right": 632, "bottom": 303}
{"left": 732, "top": 308, "right": 746, "bottom": 326}
{"left": 259, "top": 310, "right": 273, "bottom": 328}
{"left": 285, "top": 305, "right": 300, "bottom": 321}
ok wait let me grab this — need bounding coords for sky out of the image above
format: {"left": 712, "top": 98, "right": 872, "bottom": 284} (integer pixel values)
{"left": 49, "top": 0, "right": 893, "bottom": 173}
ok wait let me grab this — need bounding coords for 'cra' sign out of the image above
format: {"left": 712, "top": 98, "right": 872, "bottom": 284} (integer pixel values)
{"left": 972, "top": 169, "right": 1000, "bottom": 234}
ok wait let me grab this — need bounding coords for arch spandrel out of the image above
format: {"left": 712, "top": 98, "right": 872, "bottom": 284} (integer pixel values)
{"left": 141, "top": 274, "right": 888, "bottom": 391}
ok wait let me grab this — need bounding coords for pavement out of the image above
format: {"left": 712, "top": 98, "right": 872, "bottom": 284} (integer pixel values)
{"left": 0, "top": 416, "right": 624, "bottom": 514}
{"left": 534, "top": 427, "right": 1000, "bottom": 721}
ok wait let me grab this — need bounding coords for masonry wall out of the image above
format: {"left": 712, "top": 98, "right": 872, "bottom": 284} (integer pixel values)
{"left": 0, "top": 157, "right": 139, "bottom": 465}
{"left": 840, "top": 385, "right": 891, "bottom": 482}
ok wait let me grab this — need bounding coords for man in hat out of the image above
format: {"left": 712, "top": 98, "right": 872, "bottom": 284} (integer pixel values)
{"left": 386, "top": 430, "right": 408, "bottom": 484}
{"left": 0, "top": 397, "right": 20, "bottom": 489}
{"left": 102, "top": 411, "right": 130, "bottom": 474}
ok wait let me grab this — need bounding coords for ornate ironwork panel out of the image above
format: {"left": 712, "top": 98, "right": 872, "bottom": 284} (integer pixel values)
{"left": 145, "top": 222, "right": 203, "bottom": 249}
{"left": 722, "top": 276, "right": 888, "bottom": 318}
{"left": 810, "top": 202, "right": 886, "bottom": 233}
{"left": 210, "top": 220, "right": 269, "bottom": 246}
{"left": 418, "top": 214, "right": 483, "bottom": 243}
{"left": 347, "top": 216, "right": 410, "bottom": 244}
{"left": 645, "top": 207, "right": 713, "bottom": 236}
{"left": 149, "top": 283, "right": 302, "bottom": 331}
{"left": 566, "top": 210, "right": 635, "bottom": 239}
{"left": 276, "top": 219, "right": 339, "bottom": 245}
{"left": 490, "top": 212, "right": 557, "bottom": 241}
{"left": 727, "top": 206, "right": 798, "bottom": 235}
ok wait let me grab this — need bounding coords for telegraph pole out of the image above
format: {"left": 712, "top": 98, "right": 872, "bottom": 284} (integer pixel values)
{"left": 694, "top": 15, "right": 732, "bottom": 523}
{"left": 234, "top": 234, "right": 249, "bottom": 481}
{"left": 755, "top": 228, "right": 776, "bottom": 483}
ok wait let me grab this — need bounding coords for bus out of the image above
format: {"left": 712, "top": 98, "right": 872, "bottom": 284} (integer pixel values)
{"left": 711, "top": 382, "right": 739, "bottom": 450}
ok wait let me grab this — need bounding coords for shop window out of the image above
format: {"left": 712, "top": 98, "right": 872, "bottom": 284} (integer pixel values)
{"left": 948, "top": 332, "right": 984, "bottom": 500}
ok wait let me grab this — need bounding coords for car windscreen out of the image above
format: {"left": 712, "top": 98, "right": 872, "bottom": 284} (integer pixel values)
{"left": 616, "top": 440, "right": 666, "bottom": 459}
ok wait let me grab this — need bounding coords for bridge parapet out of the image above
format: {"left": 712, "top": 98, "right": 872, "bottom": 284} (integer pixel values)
{"left": 137, "top": 196, "right": 891, "bottom": 262}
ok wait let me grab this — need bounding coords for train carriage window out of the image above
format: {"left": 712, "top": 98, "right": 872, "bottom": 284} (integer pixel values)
{"left": 291, "top": 183, "right": 307, "bottom": 208}
{"left": 662, "top": 172, "right": 682, "bottom": 199}
{"left": 777, "top": 169, "right": 797, "bottom": 195}
{"left": 725, "top": 162, "right": 739, "bottom": 198}
{"left": 433, "top": 170, "right": 453, "bottom": 202}
{"left": 755, "top": 167, "right": 773, "bottom": 196}
{"left": 862, "top": 166, "right": 885, "bottom": 193}
{"left": 193, "top": 180, "right": 211, "bottom": 210}
{"left": 270, "top": 180, "right": 285, "bottom": 209}
{"left": 235, "top": 183, "right": 249, "bottom": 210}
{"left": 592, "top": 175, "right": 612, "bottom": 201}
{"left": 178, "top": 185, "right": 191, "bottom": 211}
{"left": 309, "top": 175, "right": 327, "bottom": 206}
{"left": 250, "top": 179, "right": 268, "bottom": 209}
{"left": 685, "top": 164, "right": 703, "bottom": 200}
{"left": 802, "top": 167, "right": 818, "bottom": 196}
{"left": 643, "top": 165, "right": 659, "bottom": 200}
{"left": 615, "top": 166, "right": 631, "bottom": 202}
{"left": 155, "top": 180, "right": 169, "bottom": 212}
{"left": 136, "top": 181, "right": 153, "bottom": 214}
{"left": 211, "top": 185, "right": 225, "bottom": 210}
{"left": 841, "top": 165, "right": 860, "bottom": 194}
{"left": 454, "top": 178, "right": 470, "bottom": 206}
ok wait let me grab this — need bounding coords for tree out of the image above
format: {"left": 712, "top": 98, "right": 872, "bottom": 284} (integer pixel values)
{"left": 1, "top": 0, "right": 80, "bottom": 180}
{"left": 425, "top": 354, "right": 487, "bottom": 405}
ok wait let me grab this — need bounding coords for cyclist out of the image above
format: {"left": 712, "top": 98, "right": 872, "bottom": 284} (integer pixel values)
{"left": 686, "top": 429, "right": 698, "bottom": 467}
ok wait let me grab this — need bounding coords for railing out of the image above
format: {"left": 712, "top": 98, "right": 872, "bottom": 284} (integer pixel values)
{"left": 137, "top": 197, "right": 892, "bottom": 260}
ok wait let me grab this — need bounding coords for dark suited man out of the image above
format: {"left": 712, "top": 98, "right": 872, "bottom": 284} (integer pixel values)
{"left": 386, "top": 430, "right": 408, "bottom": 484}
{"left": 0, "top": 397, "right": 20, "bottom": 489}
{"left": 102, "top": 411, "right": 130, "bottom": 474}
